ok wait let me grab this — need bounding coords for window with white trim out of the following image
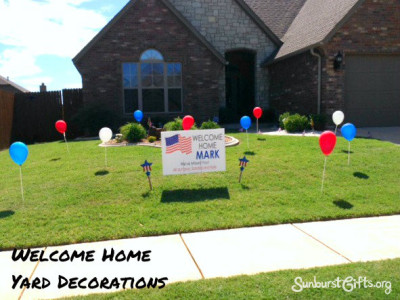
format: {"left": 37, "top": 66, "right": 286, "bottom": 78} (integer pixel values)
{"left": 123, "top": 49, "right": 182, "bottom": 114}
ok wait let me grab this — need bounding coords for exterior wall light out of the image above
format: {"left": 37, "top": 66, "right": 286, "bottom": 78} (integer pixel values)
{"left": 334, "top": 51, "right": 343, "bottom": 70}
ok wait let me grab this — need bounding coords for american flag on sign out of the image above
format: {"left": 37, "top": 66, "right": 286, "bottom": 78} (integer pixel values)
{"left": 166, "top": 134, "right": 192, "bottom": 155}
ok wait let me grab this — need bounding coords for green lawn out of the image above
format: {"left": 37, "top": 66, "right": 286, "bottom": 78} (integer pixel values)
{"left": 65, "top": 259, "right": 399, "bottom": 299}
{"left": 0, "top": 134, "right": 399, "bottom": 249}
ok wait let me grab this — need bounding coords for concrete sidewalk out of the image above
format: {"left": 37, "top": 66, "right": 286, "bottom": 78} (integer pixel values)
{"left": 1, "top": 215, "right": 399, "bottom": 300}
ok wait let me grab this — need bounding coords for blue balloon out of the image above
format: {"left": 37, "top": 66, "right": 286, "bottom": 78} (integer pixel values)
{"left": 134, "top": 110, "right": 144, "bottom": 122}
{"left": 9, "top": 142, "right": 29, "bottom": 166}
{"left": 240, "top": 116, "right": 252, "bottom": 130}
{"left": 341, "top": 123, "right": 357, "bottom": 142}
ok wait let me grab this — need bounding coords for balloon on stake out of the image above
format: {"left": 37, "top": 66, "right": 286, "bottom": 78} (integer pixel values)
{"left": 319, "top": 131, "right": 337, "bottom": 194}
{"left": 341, "top": 123, "right": 357, "bottom": 165}
{"left": 55, "top": 120, "right": 69, "bottom": 154}
{"left": 134, "top": 110, "right": 144, "bottom": 123}
{"left": 182, "top": 115, "right": 195, "bottom": 130}
{"left": 332, "top": 111, "right": 345, "bottom": 135}
{"left": 141, "top": 160, "right": 153, "bottom": 190}
{"left": 238, "top": 156, "right": 249, "bottom": 183}
{"left": 99, "top": 127, "right": 113, "bottom": 168}
{"left": 9, "top": 142, "right": 29, "bottom": 202}
{"left": 240, "top": 116, "right": 252, "bottom": 149}
{"left": 253, "top": 107, "right": 263, "bottom": 133}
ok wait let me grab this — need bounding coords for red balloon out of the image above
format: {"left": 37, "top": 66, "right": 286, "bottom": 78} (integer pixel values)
{"left": 319, "top": 131, "right": 337, "bottom": 156}
{"left": 55, "top": 120, "right": 67, "bottom": 134}
{"left": 182, "top": 115, "right": 195, "bottom": 131}
{"left": 253, "top": 107, "right": 263, "bottom": 119}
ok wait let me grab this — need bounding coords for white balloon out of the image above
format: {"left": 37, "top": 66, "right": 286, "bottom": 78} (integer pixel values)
{"left": 332, "top": 111, "right": 345, "bottom": 126}
{"left": 99, "top": 127, "right": 113, "bottom": 143}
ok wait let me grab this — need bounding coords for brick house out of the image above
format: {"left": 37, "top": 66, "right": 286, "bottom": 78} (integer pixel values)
{"left": 73, "top": 0, "right": 400, "bottom": 126}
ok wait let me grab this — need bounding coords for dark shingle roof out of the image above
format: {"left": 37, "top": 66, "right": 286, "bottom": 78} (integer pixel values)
{"left": 0, "top": 75, "right": 29, "bottom": 93}
{"left": 243, "top": 0, "right": 307, "bottom": 38}
{"left": 275, "top": 0, "right": 362, "bottom": 60}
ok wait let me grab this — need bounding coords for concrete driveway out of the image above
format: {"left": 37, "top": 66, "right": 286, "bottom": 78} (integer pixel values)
{"left": 356, "top": 127, "right": 400, "bottom": 145}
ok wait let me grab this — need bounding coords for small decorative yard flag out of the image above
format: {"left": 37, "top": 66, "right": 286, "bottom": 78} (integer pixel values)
{"left": 141, "top": 160, "right": 153, "bottom": 190}
{"left": 239, "top": 156, "right": 249, "bottom": 183}
{"left": 165, "top": 134, "right": 192, "bottom": 155}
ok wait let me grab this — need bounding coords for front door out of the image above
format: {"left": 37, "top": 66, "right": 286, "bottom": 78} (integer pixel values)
{"left": 225, "top": 50, "right": 256, "bottom": 118}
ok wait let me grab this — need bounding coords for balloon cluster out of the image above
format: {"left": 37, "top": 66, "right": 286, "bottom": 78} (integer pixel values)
{"left": 239, "top": 107, "right": 264, "bottom": 131}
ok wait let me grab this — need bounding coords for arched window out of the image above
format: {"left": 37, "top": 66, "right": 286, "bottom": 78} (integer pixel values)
{"left": 123, "top": 49, "right": 182, "bottom": 114}
{"left": 140, "top": 49, "right": 164, "bottom": 61}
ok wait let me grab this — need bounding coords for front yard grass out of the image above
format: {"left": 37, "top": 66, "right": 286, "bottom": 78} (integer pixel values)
{"left": 0, "top": 134, "right": 399, "bottom": 249}
{"left": 66, "top": 258, "right": 399, "bottom": 299}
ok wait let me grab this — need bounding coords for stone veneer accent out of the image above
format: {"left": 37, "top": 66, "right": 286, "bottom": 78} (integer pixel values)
{"left": 269, "top": 0, "right": 400, "bottom": 120}
{"left": 169, "top": 0, "right": 277, "bottom": 108}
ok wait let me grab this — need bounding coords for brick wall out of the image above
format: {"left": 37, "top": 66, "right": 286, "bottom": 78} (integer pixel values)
{"left": 74, "top": 0, "right": 224, "bottom": 124}
{"left": 269, "top": 51, "right": 319, "bottom": 115}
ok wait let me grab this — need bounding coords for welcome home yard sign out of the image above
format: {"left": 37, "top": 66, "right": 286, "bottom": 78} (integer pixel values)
{"left": 161, "top": 129, "right": 226, "bottom": 176}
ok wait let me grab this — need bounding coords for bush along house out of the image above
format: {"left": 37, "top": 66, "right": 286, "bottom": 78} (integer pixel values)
{"left": 73, "top": 0, "right": 400, "bottom": 127}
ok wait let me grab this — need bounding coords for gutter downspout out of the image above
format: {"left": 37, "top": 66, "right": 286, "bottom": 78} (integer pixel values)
{"left": 310, "top": 48, "right": 321, "bottom": 114}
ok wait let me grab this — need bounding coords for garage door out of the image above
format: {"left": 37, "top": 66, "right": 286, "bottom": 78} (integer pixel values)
{"left": 345, "top": 55, "right": 400, "bottom": 127}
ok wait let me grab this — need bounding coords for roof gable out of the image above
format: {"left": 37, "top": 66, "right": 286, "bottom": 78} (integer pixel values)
{"left": 73, "top": 0, "right": 226, "bottom": 64}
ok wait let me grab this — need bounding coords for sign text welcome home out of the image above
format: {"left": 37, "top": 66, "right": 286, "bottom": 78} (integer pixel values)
{"left": 161, "top": 129, "right": 226, "bottom": 176}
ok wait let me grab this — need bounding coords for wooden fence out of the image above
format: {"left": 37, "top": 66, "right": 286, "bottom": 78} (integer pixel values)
{"left": 11, "top": 89, "right": 83, "bottom": 145}
{"left": 0, "top": 90, "right": 15, "bottom": 150}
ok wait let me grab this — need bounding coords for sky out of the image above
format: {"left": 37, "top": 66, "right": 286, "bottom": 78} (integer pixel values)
{"left": 0, "top": 0, "right": 130, "bottom": 92}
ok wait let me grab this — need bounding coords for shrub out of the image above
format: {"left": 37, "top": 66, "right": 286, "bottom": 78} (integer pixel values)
{"left": 163, "top": 117, "right": 197, "bottom": 131}
{"left": 163, "top": 117, "right": 183, "bottom": 131}
{"left": 148, "top": 136, "right": 157, "bottom": 143}
{"left": 283, "top": 114, "right": 309, "bottom": 133}
{"left": 70, "top": 104, "right": 118, "bottom": 137}
{"left": 309, "top": 114, "right": 327, "bottom": 131}
{"left": 200, "top": 120, "right": 220, "bottom": 130}
{"left": 279, "top": 112, "right": 291, "bottom": 129}
{"left": 120, "top": 123, "right": 146, "bottom": 143}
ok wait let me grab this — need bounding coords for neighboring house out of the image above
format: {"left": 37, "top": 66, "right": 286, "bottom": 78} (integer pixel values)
{"left": 0, "top": 75, "right": 29, "bottom": 94}
{"left": 73, "top": 0, "right": 400, "bottom": 127}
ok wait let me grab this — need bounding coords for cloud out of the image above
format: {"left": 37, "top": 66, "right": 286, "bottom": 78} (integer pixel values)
{"left": 0, "top": 49, "right": 41, "bottom": 77}
{"left": 0, "top": 0, "right": 108, "bottom": 81}
{"left": 19, "top": 76, "right": 54, "bottom": 92}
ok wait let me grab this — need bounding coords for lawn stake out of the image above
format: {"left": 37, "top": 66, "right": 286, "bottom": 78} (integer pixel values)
{"left": 141, "top": 160, "right": 153, "bottom": 190}
{"left": 19, "top": 166, "right": 25, "bottom": 202}
{"left": 348, "top": 142, "right": 351, "bottom": 165}
{"left": 256, "top": 119, "right": 259, "bottom": 134}
{"left": 239, "top": 156, "right": 249, "bottom": 183}
{"left": 63, "top": 133, "right": 70, "bottom": 154}
{"left": 341, "top": 123, "right": 357, "bottom": 166}
{"left": 321, "top": 156, "right": 327, "bottom": 194}
{"left": 9, "top": 142, "right": 29, "bottom": 202}
{"left": 104, "top": 147, "right": 108, "bottom": 168}
{"left": 246, "top": 130, "right": 249, "bottom": 149}
{"left": 319, "top": 131, "right": 337, "bottom": 194}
